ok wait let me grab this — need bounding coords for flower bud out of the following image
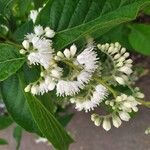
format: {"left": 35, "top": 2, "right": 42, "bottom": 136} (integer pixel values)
{"left": 57, "top": 51, "right": 64, "bottom": 58}
{"left": 40, "top": 72, "right": 45, "bottom": 77}
{"left": 116, "top": 96, "right": 122, "bottom": 102}
{"left": 115, "top": 42, "right": 121, "bottom": 49}
{"left": 19, "top": 49, "right": 26, "bottom": 54}
{"left": 108, "top": 47, "right": 114, "bottom": 53}
{"left": 119, "top": 111, "right": 130, "bottom": 121}
{"left": 123, "top": 52, "right": 130, "bottom": 58}
{"left": 116, "top": 62, "right": 123, "bottom": 67}
{"left": 102, "top": 118, "right": 111, "bottom": 131}
{"left": 117, "top": 56, "right": 125, "bottom": 62}
{"left": 120, "top": 48, "right": 126, "bottom": 54}
{"left": 119, "top": 66, "right": 132, "bottom": 75}
{"left": 54, "top": 56, "right": 61, "bottom": 61}
{"left": 70, "top": 98, "right": 75, "bottom": 104}
{"left": 126, "top": 59, "right": 133, "bottom": 64}
{"left": 132, "top": 106, "right": 138, "bottom": 112}
{"left": 94, "top": 117, "right": 101, "bottom": 127}
{"left": 112, "top": 115, "right": 122, "bottom": 128}
{"left": 22, "top": 40, "right": 29, "bottom": 49}
{"left": 145, "top": 127, "right": 150, "bottom": 135}
{"left": 136, "top": 92, "right": 145, "bottom": 99}
{"left": 114, "top": 54, "right": 121, "bottom": 59}
{"left": 70, "top": 44, "right": 77, "bottom": 57}
{"left": 31, "top": 85, "right": 38, "bottom": 95}
{"left": 64, "top": 49, "right": 71, "bottom": 59}
{"left": 123, "top": 101, "right": 132, "bottom": 108}
{"left": 114, "top": 76, "right": 125, "bottom": 85}
{"left": 97, "top": 44, "right": 101, "bottom": 49}
{"left": 24, "top": 85, "right": 31, "bottom": 92}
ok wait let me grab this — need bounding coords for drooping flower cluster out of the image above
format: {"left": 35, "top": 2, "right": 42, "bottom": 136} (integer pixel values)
{"left": 91, "top": 90, "right": 144, "bottom": 131}
{"left": 21, "top": 24, "right": 144, "bottom": 131}
{"left": 97, "top": 42, "right": 133, "bottom": 85}
{"left": 70, "top": 84, "right": 108, "bottom": 112}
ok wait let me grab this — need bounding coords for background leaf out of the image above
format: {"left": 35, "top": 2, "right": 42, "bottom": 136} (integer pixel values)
{"left": 25, "top": 93, "right": 74, "bottom": 150}
{"left": 36, "top": 0, "right": 150, "bottom": 51}
{"left": 13, "top": 126, "right": 22, "bottom": 150}
{"left": 128, "top": 24, "right": 150, "bottom": 55}
{"left": 13, "top": 21, "right": 33, "bottom": 43}
{"left": 1, "top": 74, "right": 40, "bottom": 134}
{"left": 0, "top": 116, "right": 13, "bottom": 130}
{"left": 0, "top": 44, "right": 25, "bottom": 81}
{"left": 0, "top": 138, "right": 8, "bottom": 145}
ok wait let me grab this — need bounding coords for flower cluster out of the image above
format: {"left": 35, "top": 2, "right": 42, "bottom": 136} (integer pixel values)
{"left": 70, "top": 84, "right": 108, "bottom": 112}
{"left": 20, "top": 25, "right": 55, "bottom": 69}
{"left": 91, "top": 91, "right": 144, "bottom": 131}
{"left": 97, "top": 42, "right": 133, "bottom": 85}
{"left": 21, "top": 24, "right": 144, "bottom": 131}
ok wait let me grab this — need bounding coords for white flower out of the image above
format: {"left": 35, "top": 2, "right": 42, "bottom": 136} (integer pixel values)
{"left": 28, "top": 51, "right": 53, "bottom": 69}
{"left": 34, "top": 25, "right": 44, "bottom": 36}
{"left": 77, "top": 71, "right": 92, "bottom": 85}
{"left": 32, "top": 36, "right": 53, "bottom": 52}
{"left": 25, "top": 33, "right": 36, "bottom": 42}
{"left": 29, "top": 10, "right": 39, "bottom": 23}
{"left": 77, "top": 46, "right": 98, "bottom": 73}
{"left": 56, "top": 80, "right": 81, "bottom": 96}
{"left": 23, "top": 26, "right": 55, "bottom": 69}
{"left": 45, "top": 27, "right": 55, "bottom": 38}
{"left": 51, "top": 67, "right": 63, "bottom": 78}
{"left": 71, "top": 84, "right": 108, "bottom": 112}
{"left": 102, "top": 118, "right": 111, "bottom": 131}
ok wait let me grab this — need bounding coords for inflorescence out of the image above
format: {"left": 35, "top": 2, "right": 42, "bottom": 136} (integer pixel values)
{"left": 20, "top": 24, "right": 145, "bottom": 131}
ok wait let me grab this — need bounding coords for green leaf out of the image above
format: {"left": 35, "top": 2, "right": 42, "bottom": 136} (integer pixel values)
{"left": 0, "top": 138, "right": 8, "bottom": 145}
{"left": 143, "top": 4, "right": 150, "bottom": 15}
{"left": 13, "top": 21, "right": 33, "bottom": 43}
{"left": 1, "top": 74, "right": 40, "bottom": 134}
{"left": 128, "top": 24, "right": 150, "bottom": 55}
{"left": 36, "top": 0, "right": 150, "bottom": 51}
{"left": 33, "top": 0, "right": 48, "bottom": 9}
{"left": 0, "top": 44, "right": 25, "bottom": 81}
{"left": 57, "top": 113, "right": 74, "bottom": 127}
{"left": 13, "top": 126, "right": 22, "bottom": 150}
{"left": 0, "top": 116, "right": 13, "bottom": 130}
{"left": 25, "top": 93, "right": 74, "bottom": 150}
{"left": 97, "top": 24, "right": 132, "bottom": 49}
{"left": 11, "top": 0, "right": 32, "bottom": 17}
